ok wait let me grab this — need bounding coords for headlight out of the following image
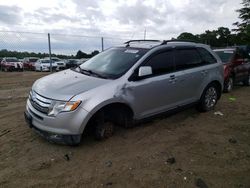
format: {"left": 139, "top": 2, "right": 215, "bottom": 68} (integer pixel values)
{"left": 48, "top": 100, "right": 81, "bottom": 116}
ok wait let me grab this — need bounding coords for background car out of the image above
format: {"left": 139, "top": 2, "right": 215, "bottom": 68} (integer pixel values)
{"left": 56, "top": 59, "right": 67, "bottom": 70}
{"left": 214, "top": 47, "right": 250, "bottom": 92}
{"left": 65, "top": 59, "right": 80, "bottom": 69}
{"left": 35, "top": 59, "right": 57, "bottom": 72}
{"left": 78, "top": 58, "right": 89, "bottom": 66}
{"left": 1, "top": 57, "right": 23, "bottom": 71}
{"left": 23, "top": 57, "right": 40, "bottom": 70}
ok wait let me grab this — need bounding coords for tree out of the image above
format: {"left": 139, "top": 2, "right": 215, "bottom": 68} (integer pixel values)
{"left": 233, "top": 0, "right": 250, "bottom": 43}
{"left": 177, "top": 32, "right": 200, "bottom": 42}
{"left": 91, "top": 50, "right": 99, "bottom": 56}
{"left": 76, "top": 50, "right": 88, "bottom": 59}
{"left": 216, "top": 27, "right": 231, "bottom": 46}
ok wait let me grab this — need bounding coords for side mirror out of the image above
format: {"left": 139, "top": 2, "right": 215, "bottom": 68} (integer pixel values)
{"left": 138, "top": 66, "right": 153, "bottom": 77}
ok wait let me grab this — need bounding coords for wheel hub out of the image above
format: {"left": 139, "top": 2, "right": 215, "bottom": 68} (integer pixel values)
{"left": 205, "top": 87, "right": 217, "bottom": 108}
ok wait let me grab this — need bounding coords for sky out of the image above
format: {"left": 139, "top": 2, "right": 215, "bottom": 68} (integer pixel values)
{"left": 0, "top": 0, "right": 242, "bottom": 55}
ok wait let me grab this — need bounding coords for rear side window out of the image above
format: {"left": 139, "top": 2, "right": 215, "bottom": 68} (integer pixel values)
{"left": 197, "top": 48, "right": 217, "bottom": 64}
{"left": 145, "top": 50, "right": 175, "bottom": 76}
{"left": 174, "top": 48, "right": 202, "bottom": 71}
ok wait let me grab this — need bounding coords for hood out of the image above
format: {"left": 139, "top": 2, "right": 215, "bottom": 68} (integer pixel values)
{"left": 42, "top": 63, "right": 57, "bottom": 66}
{"left": 32, "top": 69, "right": 111, "bottom": 101}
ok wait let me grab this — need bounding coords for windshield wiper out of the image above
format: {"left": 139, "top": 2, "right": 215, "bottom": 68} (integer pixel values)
{"left": 79, "top": 67, "right": 107, "bottom": 79}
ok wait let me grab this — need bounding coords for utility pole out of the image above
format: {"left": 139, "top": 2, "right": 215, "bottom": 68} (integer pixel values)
{"left": 144, "top": 28, "right": 146, "bottom": 40}
{"left": 48, "top": 33, "right": 52, "bottom": 72}
{"left": 101, "top": 37, "right": 104, "bottom": 51}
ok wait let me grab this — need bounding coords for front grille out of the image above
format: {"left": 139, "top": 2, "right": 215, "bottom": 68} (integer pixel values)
{"left": 30, "top": 91, "right": 51, "bottom": 114}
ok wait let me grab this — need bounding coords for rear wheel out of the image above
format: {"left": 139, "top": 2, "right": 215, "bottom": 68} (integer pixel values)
{"left": 243, "top": 73, "right": 250, "bottom": 86}
{"left": 197, "top": 83, "right": 219, "bottom": 112}
{"left": 224, "top": 77, "right": 233, "bottom": 93}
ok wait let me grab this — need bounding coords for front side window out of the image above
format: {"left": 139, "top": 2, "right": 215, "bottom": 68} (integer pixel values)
{"left": 175, "top": 48, "right": 202, "bottom": 71}
{"left": 144, "top": 50, "right": 175, "bottom": 76}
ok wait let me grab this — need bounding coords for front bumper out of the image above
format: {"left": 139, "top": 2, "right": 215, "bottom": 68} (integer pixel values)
{"left": 25, "top": 99, "right": 90, "bottom": 144}
{"left": 42, "top": 66, "right": 57, "bottom": 71}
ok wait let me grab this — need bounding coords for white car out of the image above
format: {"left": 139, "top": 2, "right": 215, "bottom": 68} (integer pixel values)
{"left": 35, "top": 59, "right": 57, "bottom": 72}
{"left": 56, "top": 60, "right": 67, "bottom": 70}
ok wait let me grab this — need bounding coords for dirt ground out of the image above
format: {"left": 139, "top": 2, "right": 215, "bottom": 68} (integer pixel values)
{"left": 0, "top": 71, "right": 250, "bottom": 188}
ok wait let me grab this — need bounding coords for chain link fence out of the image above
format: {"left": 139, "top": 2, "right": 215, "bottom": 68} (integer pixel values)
{"left": 0, "top": 30, "right": 131, "bottom": 71}
{"left": 0, "top": 30, "right": 129, "bottom": 55}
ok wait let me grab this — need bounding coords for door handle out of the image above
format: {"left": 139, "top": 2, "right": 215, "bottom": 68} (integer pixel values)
{"left": 201, "top": 70, "right": 208, "bottom": 75}
{"left": 169, "top": 75, "right": 177, "bottom": 83}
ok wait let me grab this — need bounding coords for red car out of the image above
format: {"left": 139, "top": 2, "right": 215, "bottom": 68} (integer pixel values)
{"left": 1, "top": 57, "right": 23, "bottom": 72}
{"left": 214, "top": 48, "right": 250, "bottom": 92}
{"left": 23, "top": 57, "right": 39, "bottom": 70}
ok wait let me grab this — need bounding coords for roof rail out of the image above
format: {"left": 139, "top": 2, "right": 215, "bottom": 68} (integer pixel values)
{"left": 124, "top": 40, "right": 161, "bottom": 47}
{"left": 161, "top": 39, "right": 197, "bottom": 45}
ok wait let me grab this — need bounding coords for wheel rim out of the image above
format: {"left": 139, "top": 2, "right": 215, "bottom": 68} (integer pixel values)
{"left": 103, "top": 122, "right": 114, "bottom": 138}
{"left": 227, "top": 78, "right": 233, "bottom": 91}
{"left": 204, "top": 87, "right": 217, "bottom": 108}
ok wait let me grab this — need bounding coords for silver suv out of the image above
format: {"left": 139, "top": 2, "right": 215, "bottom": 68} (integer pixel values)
{"left": 24, "top": 40, "right": 224, "bottom": 145}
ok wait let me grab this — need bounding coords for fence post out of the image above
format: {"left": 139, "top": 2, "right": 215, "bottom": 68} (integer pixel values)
{"left": 48, "top": 33, "right": 52, "bottom": 72}
{"left": 101, "top": 37, "right": 104, "bottom": 51}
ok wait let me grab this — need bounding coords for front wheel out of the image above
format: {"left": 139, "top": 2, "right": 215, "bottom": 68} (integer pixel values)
{"left": 197, "top": 83, "right": 219, "bottom": 112}
{"left": 95, "top": 121, "right": 114, "bottom": 140}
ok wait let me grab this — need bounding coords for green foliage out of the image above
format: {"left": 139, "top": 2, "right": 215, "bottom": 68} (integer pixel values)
{"left": 233, "top": 0, "right": 250, "bottom": 43}
{"left": 177, "top": 28, "right": 236, "bottom": 47}
{"left": 177, "top": 0, "right": 250, "bottom": 46}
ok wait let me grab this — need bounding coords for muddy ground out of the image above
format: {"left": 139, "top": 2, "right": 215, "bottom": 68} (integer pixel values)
{"left": 0, "top": 71, "right": 250, "bottom": 188}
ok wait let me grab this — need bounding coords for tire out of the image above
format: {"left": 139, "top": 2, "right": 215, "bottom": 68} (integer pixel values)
{"left": 95, "top": 121, "right": 114, "bottom": 140}
{"left": 243, "top": 73, "right": 250, "bottom": 86}
{"left": 223, "top": 77, "right": 233, "bottom": 93}
{"left": 118, "top": 110, "right": 134, "bottom": 128}
{"left": 197, "top": 83, "right": 219, "bottom": 112}
{"left": 94, "top": 110, "right": 114, "bottom": 140}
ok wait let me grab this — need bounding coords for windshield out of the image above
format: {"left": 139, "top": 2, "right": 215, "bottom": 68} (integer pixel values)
{"left": 41, "top": 60, "right": 53, "bottom": 64}
{"left": 6, "top": 58, "right": 18, "bottom": 62}
{"left": 68, "top": 60, "right": 78, "bottom": 64}
{"left": 52, "top": 58, "right": 60, "bottom": 62}
{"left": 215, "top": 50, "right": 234, "bottom": 63}
{"left": 79, "top": 47, "right": 147, "bottom": 79}
{"left": 30, "top": 58, "right": 39, "bottom": 62}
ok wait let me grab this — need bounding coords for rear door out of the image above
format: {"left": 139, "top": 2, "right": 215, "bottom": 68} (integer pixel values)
{"left": 233, "top": 52, "right": 249, "bottom": 82}
{"left": 173, "top": 47, "right": 218, "bottom": 104}
{"left": 173, "top": 47, "right": 205, "bottom": 104}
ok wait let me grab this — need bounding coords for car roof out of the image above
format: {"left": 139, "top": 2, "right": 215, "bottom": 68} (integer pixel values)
{"left": 213, "top": 48, "right": 236, "bottom": 52}
{"left": 122, "top": 40, "right": 206, "bottom": 49}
